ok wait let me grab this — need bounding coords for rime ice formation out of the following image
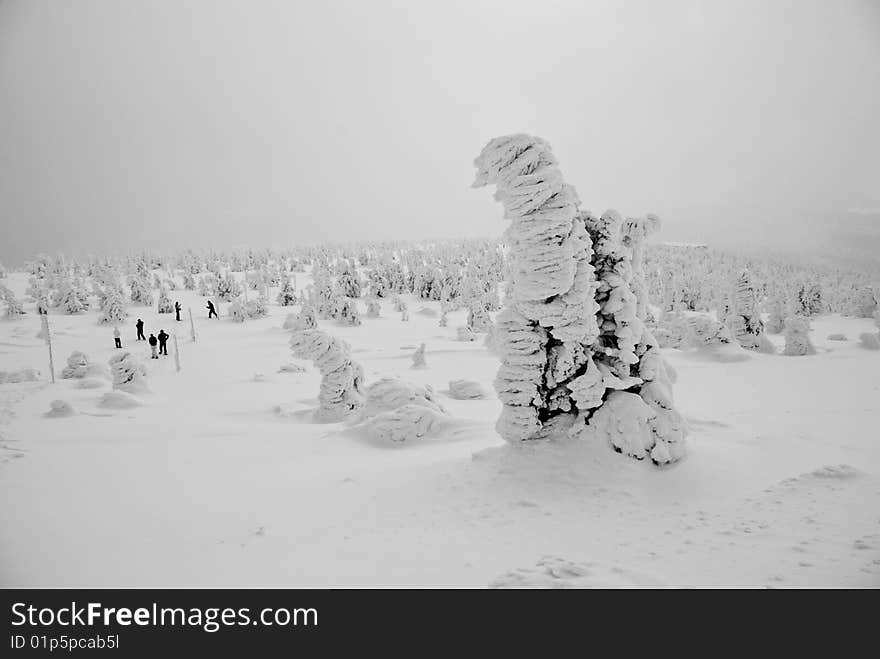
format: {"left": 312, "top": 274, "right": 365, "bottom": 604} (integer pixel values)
{"left": 109, "top": 352, "right": 148, "bottom": 394}
{"left": 359, "top": 377, "right": 445, "bottom": 419}
{"left": 366, "top": 299, "right": 381, "bottom": 318}
{"left": 473, "top": 134, "right": 686, "bottom": 464}
{"left": 411, "top": 343, "right": 427, "bottom": 369}
{"left": 289, "top": 329, "right": 364, "bottom": 421}
{"left": 782, "top": 316, "right": 816, "bottom": 356}
{"left": 448, "top": 379, "right": 487, "bottom": 400}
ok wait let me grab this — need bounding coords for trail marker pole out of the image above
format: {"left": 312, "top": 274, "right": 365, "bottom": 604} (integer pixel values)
{"left": 188, "top": 307, "right": 197, "bottom": 342}
{"left": 41, "top": 311, "right": 55, "bottom": 383}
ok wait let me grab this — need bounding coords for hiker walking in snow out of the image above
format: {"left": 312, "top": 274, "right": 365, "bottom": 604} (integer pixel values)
{"left": 174, "top": 301, "right": 182, "bottom": 322}
{"left": 148, "top": 333, "right": 159, "bottom": 359}
{"left": 206, "top": 300, "right": 218, "bottom": 319}
{"left": 113, "top": 326, "right": 122, "bottom": 349}
{"left": 136, "top": 318, "right": 146, "bottom": 341}
{"left": 158, "top": 330, "right": 169, "bottom": 356}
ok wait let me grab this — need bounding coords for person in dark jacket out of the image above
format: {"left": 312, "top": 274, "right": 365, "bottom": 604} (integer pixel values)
{"left": 174, "top": 301, "right": 182, "bottom": 322}
{"left": 157, "top": 330, "right": 169, "bottom": 356}
{"left": 206, "top": 300, "right": 218, "bottom": 319}
{"left": 136, "top": 319, "right": 146, "bottom": 341}
{"left": 148, "top": 333, "right": 158, "bottom": 359}
{"left": 113, "top": 326, "right": 122, "bottom": 349}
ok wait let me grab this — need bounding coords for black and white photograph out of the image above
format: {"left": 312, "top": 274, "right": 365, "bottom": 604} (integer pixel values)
{"left": 1, "top": 0, "right": 879, "bottom": 596}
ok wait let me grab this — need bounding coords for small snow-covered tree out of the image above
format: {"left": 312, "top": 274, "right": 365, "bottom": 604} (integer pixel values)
{"left": 365, "top": 298, "right": 381, "bottom": 318}
{"left": 411, "top": 343, "right": 427, "bottom": 369}
{"left": 337, "top": 260, "right": 362, "bottom": 298}
{"left": 98, "top": 284, "right": 127, "bottom": 325}
{"left": 851, "top": 286, "right": 877, "bottom": 319}
{"left": 228, "top": 297, "right": 247, "bottom": 323}
{"left": 337, "top": 298, "right": 361, "bottom": 326}
{"left": 782, "top": 315, "right": 815, "bottom": 356}
{"left": 289, "top": 329, "right": 364, "bottom": 421}
{"left": 129, "top": 274, "right": 153, "bottom": 306}
{"left": 182, "top": 272, "right": 196, "bottom": 291}
{"left": 1, "top": 284, "right": 26, "bottom": 316}
{"left": 276, "top": 277, "right": 298, "bottom": 306}
{"left": 765, "top": 293, "right": 787, "bottom": 334}
{"left": 728, "top": 269, "right": 765, "bottom": 350}
{"left": 156, "top": 285, "right": 174, "bottom": 314}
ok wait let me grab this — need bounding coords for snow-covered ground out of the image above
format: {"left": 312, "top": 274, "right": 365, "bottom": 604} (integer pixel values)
{"left": 1, "top": 272, "right": 878, "bottom": 587}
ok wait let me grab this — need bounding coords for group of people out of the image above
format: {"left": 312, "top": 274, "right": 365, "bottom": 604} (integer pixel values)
{"left": 133, "top": 318, "right": 171, "bottom": 359}
{"left": 111, "top": 300, "right": 218, "bottom": 357}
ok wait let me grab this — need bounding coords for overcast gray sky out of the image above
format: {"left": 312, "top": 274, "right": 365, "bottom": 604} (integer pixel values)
{"left": 1, "top": 0, "right": 878, "bottom": 263}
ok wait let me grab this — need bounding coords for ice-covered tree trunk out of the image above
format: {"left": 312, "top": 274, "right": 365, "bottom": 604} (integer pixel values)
{"left": 290, "top": 329, "right": 364, "bottom": 421}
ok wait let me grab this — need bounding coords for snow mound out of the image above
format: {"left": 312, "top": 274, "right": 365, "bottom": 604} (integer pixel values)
{"left": 682, "top": 343, "right": 751, "bottom": 363}
{"left": 98, "top": 391, "right": 142, "bottom": 409}
{"left": 360, "top": 377, "right": 446, "bottom": 419}
{"left": 858, "top": 333, "right": 880, "bottom": 350}
{"left": 0, "top": 368, "right": 40, "bottom": 384}
{"left": 278, "top": 362, "right": 306, "bottom": 374}
{"left": 827, "top": 333, "right": 847, "bottom": 341}
{"left": 361, "top": 404, "right": 450, "bottom": 444}
{"left": 807, "top": 464, "right": 862, "bottom": 480}
{"left": 489, "top": 555, "right": 665, "bottom": 588}
{"left": 45, "top": 399, "right": 76, "bottom": 418}
{"left": 415, "top": 306, "right": 438, "bottom": 317}
{"left": 76, "top": 378, "right": 106, "bottom": 390}
{"left": 447, "top": 379, "right": 487, "bottom": 400}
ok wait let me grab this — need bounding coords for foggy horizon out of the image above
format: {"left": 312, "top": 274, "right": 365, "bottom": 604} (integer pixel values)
{"left": 2, "top": 0, "right": 879, "bottom": 264}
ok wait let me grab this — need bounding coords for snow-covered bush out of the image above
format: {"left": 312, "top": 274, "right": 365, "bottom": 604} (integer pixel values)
{"left": 288, "top": 304, "right": 317, "bottom": 331}
{"left": 245, "top": 296, "right": 269, "bottom": 319}
{"left": 228, "top": 297, "right": 247, "bottom": 323}
{"left": 782, "top": 316, "right": 816, "bottom": 356}
{"left": 361, "top": 404, "right": 449, "bottom": 444}
{"left": 109, "top": 352, "right": 148, "bottom": 393}
{"left": 365, "top": 299, "right": 381, "bottom": 318}
{"left": 859, "top": 332, "right": 880, "bottom": 350}
{"left": 128, "top": 271, "right": 153, "bottom": 306}
{"left": 851, "top": 286, "right": 877, "bottom": 319}
{"left": 827, "top": 333, "right": 847, "bottom": 341}
{"left": 289, "top": 329, "right": 364, "bottom": 421}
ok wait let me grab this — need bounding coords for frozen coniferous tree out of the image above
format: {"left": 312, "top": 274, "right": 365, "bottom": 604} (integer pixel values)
{"left": 728, "top": 269, "right": 766, "bottom": 351}
{"left": 621, "top": 213, "right": 660, "bottom": 322}
{"left": 365, "top": 298, "right": 381, "bottom": 318}
{"left": 228, "top": 297, "right": 247, "bottom": 323}
{"left": 337, "top": 298, "right": 361, "bottom": 326}
{"left": 156, "top": 285, "right": 174, "bottom": 314}
{"left": 289, "top": 329, "right": 364, "bottom": 421}
{"left": 98, "top": 284, "right": 127, "bottom": 325}
{"left": 128, "top": 273, "right": 153, "bottom": 306}
{"left": 782, "top": 315, "right": 816, "bottom": 356}
{"left": 182, "top": 272, "right": 196, "bottom": 291}
{"left": 851, "top": 286, "right": 877, "bottom": 319}
{"left": 276, "top": 276, "right": 298, "bottom": 306}
{"left": 467, "top": 299, "right": 492, "bottom": 333}
{"left": 290, "top": 303, "right": 318, "bottom": 331}
{"left": 765, "top": 293, "right": 786, "bottom": 334}
{"left": 1, "top": 284, "right": 26, "bottom": 316}
{"left": 473, "top": 134, "right": 685, "bottom": 463}
{"left": 337, "top": 260, "right": 362, "bottom": 299}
